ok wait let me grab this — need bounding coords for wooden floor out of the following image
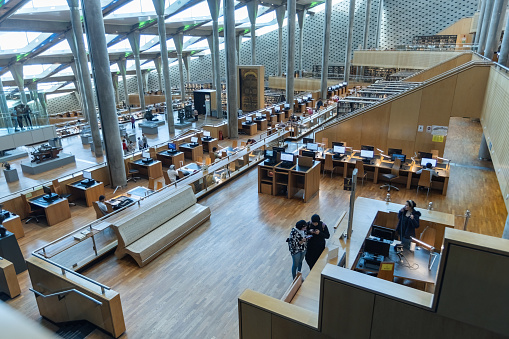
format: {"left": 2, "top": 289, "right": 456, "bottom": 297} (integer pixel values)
{"left": 5, "top": 117, "right": 508, "bottom": 338}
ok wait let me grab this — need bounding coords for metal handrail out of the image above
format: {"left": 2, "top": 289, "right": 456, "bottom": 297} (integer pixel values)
{"left": 31, "top": 253, "right": 111, "bottom": 294}
{"left": 29, "top": 288, "right": 103, "bottom": 305}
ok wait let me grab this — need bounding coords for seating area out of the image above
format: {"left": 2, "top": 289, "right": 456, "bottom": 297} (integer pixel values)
{"left": 108, "top": 186, "right": 211, "bottom": 267}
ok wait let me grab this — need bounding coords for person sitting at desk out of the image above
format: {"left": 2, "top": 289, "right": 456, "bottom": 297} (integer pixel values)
{"left": 246, "top": 139, "right": 256, "bottom": 146}
{"left": 416, "top": 162, "right": 438, "bottom": 178}
{"left": 316, "top": 99, "right": 323, "bottom": 111}
{"left": 167, "top": 165, "right": 178, "bottom": 183}
{"left": 396, "top": 200, "right": 420, "bottom": 249}
{"left": 97, "top": 195, "right": 109, "bottom": 216}
{"left": 213, "top": 147, "right": 223, "bottom": 159}
{"left": 305, "top": 214, "right": 330, "bottom": 269}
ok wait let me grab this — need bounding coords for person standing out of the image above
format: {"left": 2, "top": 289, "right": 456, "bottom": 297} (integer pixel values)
{"left": 137, "top": 137, "right": 143, "bottom": 151}
{"left": 305, "top": 214, "right": 330, "bottom": 270}
{"left": 142, "top": 134, "right": 148, "bottom": 149}
{"left": 396, "top": 200, "right": 421, "bottom": 249}
{"left": 287, "top": 220, "right": 308, "bottom": 279}
{"left": 122, "top": 138, "right": 128, "bottom": 155}
{"left": 131, "top": 115, "right": 136, "bottom": 129}
{"left": 194, "top": 109, "right": 199, "bottom": 121}
{"left": 167, "top": 165, "right": 178, "bottom": 183}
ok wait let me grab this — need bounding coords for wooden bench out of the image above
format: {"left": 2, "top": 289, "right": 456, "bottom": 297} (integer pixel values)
{"left": 109, "top": 186, "right": 211, "bottom": 267}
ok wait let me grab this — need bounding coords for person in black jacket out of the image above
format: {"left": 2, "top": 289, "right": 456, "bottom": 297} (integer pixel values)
{"left": 396, "top": 200, "right": 421, "bottom": 249}
{"left": 305, "top": 214, "right": 330, "bottom": 269}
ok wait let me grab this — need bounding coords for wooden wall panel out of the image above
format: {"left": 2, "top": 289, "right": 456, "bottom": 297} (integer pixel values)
{"left": 360, "top": 104, "right": 391, "bottom": 152}
{"left": 336, "top": 118, "right": 362, "bottom": 150}
{"left": 405, "top": 53, "right": 472, "bottom": 82}
{"left": 451, "top": 66, "right": 490, "bottom": 118}
{"left": 388, "top": 91, "right": 422, "bottom": 142}
{"left": 352, "top": 51, "right": 466, "bottom": 69}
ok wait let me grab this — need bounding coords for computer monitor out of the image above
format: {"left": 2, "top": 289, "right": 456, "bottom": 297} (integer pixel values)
{"left": 203, "top": 131, "right": 211, "bottom": 137}
{"left": 297, "top": 99, "right": 302, "bottom": 103}
{"left": 421, "top": 158, "right": 437, "bottom": 167}
{"left": 360, "top": 150, "right": 374, "bottom": 158}
{"left": 284, "top": 103, "right": 290, "bottom": 109}
{"left": 364, "top": 238, "right": 390, "bottom": 257}
{"left": 388, "top": 148, "right": 402, "bottom": 156}
{"left": 264, "top": 150, "right": 274, "bottom": 162}
{"left": 274, "top": 107, "right": 280, "bottom": 113}
{"left": 333, "top": 145, "right": 346, "bottom": 154}
{"left": 190, "top": 137, "right": 198, "bottom": 143}
{"left": 332, "top": 142, "right": 345, "bottom": 147}
{"left": 371, "top": 225, "right": 396, "bottom": 242}
{"left": 246, "top": 116, "right": 252, "bottom": 122}
{"left": 391, "top": 153, "right": 406, "bottom": 162}
{"left": 83, "top": 171, "right": 92, "bottom": 180}
{"left": 306, "top": 143, "right": 318, "bottom": 151}
{"left": 303, "top": 137, "right": 314, "bottom": 144}
{"left": 301, "top": 150, "right": 315, "bottom": 158}
{"left": 273, "top": 147, "right": 285, "bottom": 153}
{"left": 361, "top": 145, "right": 375, "bottom": 151}
{"left": 280, "top": 152, "right": 293, "bottom": 162}
{"left": 168, "top": 143, "right": 177, "bottom": 150}
{"left": 418, "top": 151, "right": 433, "bottom": 159}
{"left": 43, "top": 186, "right": 52, "bottom": 196}
{"left": 142, "top": 151, "right": 151, "bottom": 159}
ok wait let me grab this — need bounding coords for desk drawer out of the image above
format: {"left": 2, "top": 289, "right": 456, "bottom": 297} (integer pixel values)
{"left": 260, "top": 183, "right": 273, "bottom": 195}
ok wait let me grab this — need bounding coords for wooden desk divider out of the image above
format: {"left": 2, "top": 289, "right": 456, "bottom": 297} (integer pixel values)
{"left": 0, "top": 259, "right": 21, "bottom": 298}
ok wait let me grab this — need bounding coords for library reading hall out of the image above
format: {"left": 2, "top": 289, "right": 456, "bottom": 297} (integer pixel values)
{"left": 1, "top": 0, "right": 509, "bottom": 338}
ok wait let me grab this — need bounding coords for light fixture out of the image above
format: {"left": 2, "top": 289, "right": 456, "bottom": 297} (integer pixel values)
{"left": 410, "top": 236, "right": 437, "bottom": 270}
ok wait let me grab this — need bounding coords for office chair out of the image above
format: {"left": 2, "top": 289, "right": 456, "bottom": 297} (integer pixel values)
{"left": 380, "top": 158, "right": 401, "bottom": 192}
{"left": 232, "top": 140, "right": 238, "bottom": 149}
{"left": 148, "top": 177, "right": 156, "bottom": 190}
{"left": 163, "top": 171, "right": 171, "bottom": 185}
{"left": 127, "top": 164, "right": 141, "bottom": 183}
{"left": 416, "top": 170, "right": 432, "bottom": 199}
{"left": 355, "top": 160, "right": 368, "bottom": 185}
{"left": 93, "top": 201, "right": 105, "bottom": 219}
{"left": 52, "top": 179, "right": 75, "bottom": 206}
{"left": 20, "top": 194, "right": 45, "bottom": 224}
{"left": 323, "top": 154, "right": 339, "bottom": 178}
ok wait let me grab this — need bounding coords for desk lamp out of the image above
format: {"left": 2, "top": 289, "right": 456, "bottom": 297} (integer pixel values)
{"left": 376, "top": 148, "right": 391, "bottom": 159}
{"left": 410, "top": 236, "right": 438, "bottom": 270}
{"left": 436, "top": 156, "right": 451, "bottom": 170}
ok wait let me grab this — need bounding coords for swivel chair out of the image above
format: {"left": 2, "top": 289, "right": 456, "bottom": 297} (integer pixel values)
{"left": 20, "top": 194, "right": 45, "bottom": 224}
{"left": 52, "top": 180, "right": 75, "bottom": 206}
{"left": 380, "top": 158, "right": 401, "bottom": 192}
{"left": 355, "top": 160, "right": 368, "bottom": 185}
{"left": 323, "top": 153, "right": 339, "bottom": 178}
{"left": 127, "top": 163, "right": 141, "bottom": 183}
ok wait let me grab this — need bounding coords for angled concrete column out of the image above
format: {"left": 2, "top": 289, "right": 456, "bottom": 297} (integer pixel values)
{"left": 297, "top": 9, "right": 306, "bottom": 77}
{"left": 112, "top": 73, "right": 120, "bottom": 104}
{"left": 478, "top": 133, "right": 491, "bottom": 160}
{"left": 0, "top": 80, "right": 8, "bottom": 114}
{"left": 117, "top": 59, "right": 130, "bottom": 108}
{"left": 484, "top": 0, "right": 508, "bottom": 59}
{"left": 152, "top": 0, "right": 175, "bottom": 134}
{"left": 503, "top": 214, "right": 509, "bottom": 239}
{"left": 26, "top": 83, "right": 40, "bottom": 122}
{"left": 183, "top": 54, "right": 191, "bottom": 84}
{"left": 360, "top": 0, "right": 372, "bottom": 77}
{"left": 82, "top": 0, "right": 126, "bottom": 187}
{"left": 236, "top": 34, "right": 242, "bottom": 65}
{"left": 141, "top": 69, "right": 149, "bottom": 93}
{"left": 69, "top": 61, "right": 87, "bottom": 120}
{"left": 344, "top": 0, "right": 356, "bottom": 83}
{"left": 475, "top": 0, "right": 488, "bottom": 45}
{"left": 9, "top": 63, "right": 27, "bottom": 104}
{"left": 247, "top": 0, "right": 258, "bottom": 64}
{"left": 67, "top": 0, "right": 102, "bottom": 156}
{"left": 375, "top": 0, "right": 383, "bottom": 48}
{"left": 207, "top": 0, "right": 222, "bottom": 117}
{"left": 320, "top": 0, "right": 332, "bottom": 99}
{"left": 128, "top": 32, "right": 146, "bottom": 110}
{"left": 276, "top": 6, "right": 286, "bottom": 76}
{"left": 498, "top": 14, "right": 509, "bottom": 66}
{"left": 224, "top": 0, "right": 238, "bottom": 138}
{"left": 478, "top": 0, "right": 495, "bottom": 54}
{"left": 286, "top": 0, "right": 296, "bottom": 105}
{"left": 37, "top": 92, "right": 48, "bottom": 118}
{"left": 173, "top": 33, "right": 187, "bottom": 101}
{"left": 154, "top": 57, "right": 163, "bottom": 92}
{"left": 207, "top": 36, "right": 217, "bottom": 88}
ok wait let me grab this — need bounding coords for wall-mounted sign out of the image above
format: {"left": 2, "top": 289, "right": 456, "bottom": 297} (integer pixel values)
{"left": 432, "top": 135, "right": 444, "bottom": 142}
{"left": 431, "top": 125, "right": 448, "bottom": 136}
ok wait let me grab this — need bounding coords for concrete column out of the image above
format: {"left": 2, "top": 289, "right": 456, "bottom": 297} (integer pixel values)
{"left": 37, "top": 92, "right": 48, "bottom": 118}
{"left": 207, "top": 0, "right": 222, "bottom": 117}
{"left": 128, "top": 32, "right": 146, "bottom": 110}
{"left": 67, "top": 0, "right": 103, "bottom": 156}
{"left": 484, "top": 0, "right": 508, "bottom": 59}
{"left": 478, "top": 133, "right": 492, "bottom": 160}
{"left": 173, "top": 33, "right": 187, "bottom": 102}
{"left": 498, "top": 14, "right": 509, "bottom": 66}
{"left": 297, "top": 9, "right": 306, "bottom": 78}
{"left": 247, "top": 0, "right": 258, "bottom": 65}
{"left": 117, "top": 59, "right": 130, "bottom": 108}
{"left": 207, "top": 35, "right": 217, "bottom": 88}
{"left": 154, "top": 57, "right": 163, "bottom": 92}
{"left": 9, "top": 63, "right": 27, "bottom": 104}
{"left": 478, "top": 0, "right": 495, "bottom": 54}
{"left": 0, "top": 80, "right": 8, "bottom": 114}
{"left": 360, "top": 0, "right": 372, "bottom": 77}
{"left": 153, "top": 0, "right": 175, "bottom": 134}
{"left": 112, "top": 73, "right": 120, "bottom": 105}
{"left": 141, "top": 69, "right": 149, "bottom": 92}
{"left": 236, "top": 34, "right": 242, "bottom": 65}
{"left": 320, "top": 0, "right": 332, "bottom": 99}
{"left": 475, "top": 0, "right": 488, "bottom": 45}
{"left": 183, "top": 54, "right": 191, "bottom": 84}
{"left": 344, "top": 0, "right": 356, "bottom": 83}
{"left": 69, "top": 61, "right": 87, "bottom": 120}
{"left": 81, "top": 0, "right": 126, "bottom": 187}
{"left": 503, "top": 214, "right": 509, "bottom": 239}
{"left": 224, "top": 0, "right": 238, "bottom": 138}
{"left": 375, "top": 0, "right": 383, "bottom": 48}
{"left": 286, "top": 0, "right": 296, "bottom": 106}
{"left": 276, "top": 6, "right": 286, "bottom": 77}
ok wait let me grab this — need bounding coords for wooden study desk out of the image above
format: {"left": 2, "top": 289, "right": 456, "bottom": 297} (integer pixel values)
{"left": 130, "top": 159, "right": 163, "bottom": 178}
{"left": 269, "top": 115, "right": 277, "bottom": 126}
{"left": 201, "top": 137, "right": 218, "bottom": 153}
{"left": 105, "top": 193, "right": 141, "bottom": 212}
{"left": 258, "top": 160, "right": 320, "bottom": 202}
{"left": 67, "top": 180, "right": 105, "bottom": 207}
{"left": 29, "top": 195, "right": 71, "bottom": 226}
{"left": 1, "top": 212, "right": 24, "bottom": 239}
{"left": 275, "top": 111, "right": 285, "bottom": 122}
{"left": 179, "top": 143, "right": 204, "bottom": 161}
{"left": 0, "top": 258, "right": 21, "bottom": 298}
{"left": 157, "top": 150, "right": 185, "bottom": 168}
{"left": 242, "top": 122, "right": 257, "bottom": 135}
{"left": 254, "top": 118, "right": 268, "bottom": 131}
